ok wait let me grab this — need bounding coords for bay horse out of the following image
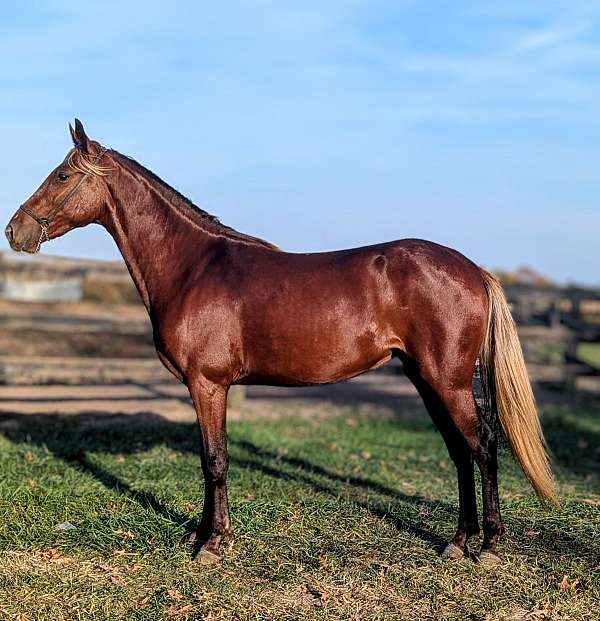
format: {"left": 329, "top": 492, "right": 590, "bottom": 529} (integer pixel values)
{"left": 5, "top": 120, "right": 556, "bottom": 565}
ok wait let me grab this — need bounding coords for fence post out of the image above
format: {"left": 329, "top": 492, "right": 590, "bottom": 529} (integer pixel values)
{"left": 564, "top": 334, "right": 578, "bottom": 393}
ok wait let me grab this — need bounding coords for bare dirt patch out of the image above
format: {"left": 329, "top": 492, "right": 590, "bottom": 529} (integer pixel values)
{"left": 0, "top": 374, "right": 421, "bottom": 423}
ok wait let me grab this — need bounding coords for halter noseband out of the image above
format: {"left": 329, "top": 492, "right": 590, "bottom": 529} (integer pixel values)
{"left": 18, "top": 146, "right": 107, "bottom": 252}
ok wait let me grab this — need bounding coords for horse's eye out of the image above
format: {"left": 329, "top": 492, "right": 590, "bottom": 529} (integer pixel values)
{"left": 57, "top": 172, "right": 69, "bottom": 182}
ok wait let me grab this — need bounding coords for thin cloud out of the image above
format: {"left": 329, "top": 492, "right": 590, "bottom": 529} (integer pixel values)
{"left": 514, "top": 26, "right": 587, "bottom": 53}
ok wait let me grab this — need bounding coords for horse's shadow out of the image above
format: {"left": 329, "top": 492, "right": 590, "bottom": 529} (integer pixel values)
{"left": 0, "top": 389, "right": 598, "bottom": 564}
{"left": 0, "top": 406, "right": 459, "bottom": 554}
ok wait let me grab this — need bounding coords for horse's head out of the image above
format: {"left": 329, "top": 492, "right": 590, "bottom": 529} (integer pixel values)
{"left": 5, "top": 119, "right": 110, "bottom": 253}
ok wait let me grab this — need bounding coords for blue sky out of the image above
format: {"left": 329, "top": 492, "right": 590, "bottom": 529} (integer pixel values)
{"left": 1, "top": 1, "right": 599, "bottom": 284}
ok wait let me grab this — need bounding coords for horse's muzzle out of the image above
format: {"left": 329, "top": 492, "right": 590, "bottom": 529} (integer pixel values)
{"left": 4, "top": 215, "right": 39, "bottom": 253}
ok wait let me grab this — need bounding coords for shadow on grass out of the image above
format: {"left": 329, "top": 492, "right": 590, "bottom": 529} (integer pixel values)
{"left": 540, "top": 395, "right": 600, "bottom": 483}
{"left": 0, "top": 409, "right": 453, "bottom": 550}
{"left": 0, "top": 391, "right": 598, "bottom": 563}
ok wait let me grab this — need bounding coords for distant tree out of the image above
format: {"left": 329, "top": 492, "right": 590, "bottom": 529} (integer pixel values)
{"left": 490, "top": 266, "right": 555, "bottom": 288}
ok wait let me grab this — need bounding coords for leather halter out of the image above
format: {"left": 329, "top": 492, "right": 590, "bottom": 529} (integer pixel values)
{"left": 18, "top": 147, "right": 107, "bottom": 252}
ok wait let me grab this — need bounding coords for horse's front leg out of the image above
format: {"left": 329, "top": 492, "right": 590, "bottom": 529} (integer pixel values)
{"left": 188, "top": 378, "right": 232, "bottom": 563}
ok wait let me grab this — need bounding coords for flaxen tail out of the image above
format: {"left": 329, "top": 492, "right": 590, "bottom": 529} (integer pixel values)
{"left": 479, "top": 269, "right": 557, "bottom": 503}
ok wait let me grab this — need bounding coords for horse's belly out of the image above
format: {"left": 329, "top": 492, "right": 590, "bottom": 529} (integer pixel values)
{"left": 240, "top": 278, "right": 405, "bottom": 386}
{"left": 242, "top": 337, "right": 399, "bottom": 386}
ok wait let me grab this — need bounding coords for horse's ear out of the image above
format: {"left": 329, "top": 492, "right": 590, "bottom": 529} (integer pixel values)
{"left": 69, "top": 118, "right": 91, "bottom": 153}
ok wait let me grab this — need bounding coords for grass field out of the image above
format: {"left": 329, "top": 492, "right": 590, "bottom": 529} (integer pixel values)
{"left": 0, "top": 396, "right": 598, "bottom": 620}
{"left": 577, "top": 343, "right": 600, "bottom": 369}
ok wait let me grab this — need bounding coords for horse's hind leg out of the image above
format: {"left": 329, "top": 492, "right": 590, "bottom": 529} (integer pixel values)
{"left": 403, "top": 360, "right": 480, "bottom": 558}
{"left": 441, "top": 388, "right": 503, "bottom": 564}
{"left": 415, "top": 370, "right": 503, "bottom": 563}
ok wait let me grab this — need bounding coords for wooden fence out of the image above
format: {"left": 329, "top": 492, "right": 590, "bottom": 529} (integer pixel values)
{"left": 504, "top": 284, "right": 600, "bottom": 389}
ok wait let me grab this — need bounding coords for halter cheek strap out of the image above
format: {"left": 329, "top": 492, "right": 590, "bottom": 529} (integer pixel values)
{"left": 18, "top": 147, "right": 107, "bottom": 252}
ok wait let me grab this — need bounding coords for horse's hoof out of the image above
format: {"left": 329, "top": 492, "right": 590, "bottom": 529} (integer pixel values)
{"left": 441, "top": 542, "right": 465, "bottom": 560}
{"left": 194, "top": 548, "right": 221, "bottom": 564}
{"left": 478, "top": 550, "right": 501, "bottom": 566}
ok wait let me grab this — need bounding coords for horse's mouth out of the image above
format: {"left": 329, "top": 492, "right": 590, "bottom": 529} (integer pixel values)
{"left": 7, "top": 236, "right": 39, "bottom": 254}
{"left": 21, "top": 244, "right": 40, "bottom": 254}
{"left": 7, "top": 239, "right": 22, "bottom": 252}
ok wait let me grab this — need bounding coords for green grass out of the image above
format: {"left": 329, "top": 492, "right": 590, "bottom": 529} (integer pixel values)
{"left": 577, "top": 343, "right": 600, "bottom": 369}
{"left": 0, "top": 399, "right": 598, "bottom": 620}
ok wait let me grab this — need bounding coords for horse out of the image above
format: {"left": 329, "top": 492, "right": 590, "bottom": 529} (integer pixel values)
{"left": 5, "top": 119, "right": 556, "bottom": 565}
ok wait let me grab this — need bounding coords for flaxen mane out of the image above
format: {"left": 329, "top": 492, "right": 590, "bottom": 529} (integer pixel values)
{"left": 66, "top": 147, "right": 111, "bottom": 176}
{"left": 67, "top": 146, "right": 279, "bottom": 250}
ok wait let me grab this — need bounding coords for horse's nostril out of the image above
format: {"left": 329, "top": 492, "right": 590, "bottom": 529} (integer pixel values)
{"left": 4, "top": 225, "right": 13, "bottom": 243}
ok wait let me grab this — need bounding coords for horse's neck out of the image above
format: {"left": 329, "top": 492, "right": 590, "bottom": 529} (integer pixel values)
{"left": 101, "top": 165, "right": 217, "bottom": 313}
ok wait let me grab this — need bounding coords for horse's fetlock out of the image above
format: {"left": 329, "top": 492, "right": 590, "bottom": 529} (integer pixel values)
{"left": 483, "top": 519, "right": 503, "bottom": 538}
{"left": 467, "top": 523, "right": 481, "bottom": 536}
